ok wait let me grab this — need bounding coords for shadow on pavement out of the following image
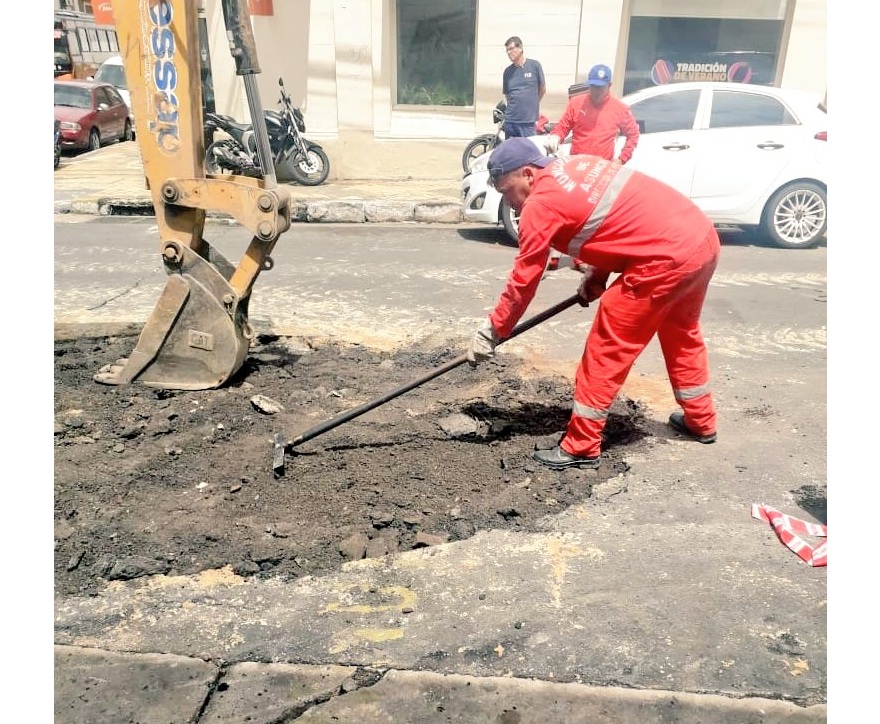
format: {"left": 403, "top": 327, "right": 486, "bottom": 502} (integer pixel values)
{"left": 457, "top": 225, "right": 827, "bottom": 252}
{"left": 456, "top": 226, "right": 518, "bottom": 247}
{"left": 717, "top": 227, "right": 828, "bottom": 250}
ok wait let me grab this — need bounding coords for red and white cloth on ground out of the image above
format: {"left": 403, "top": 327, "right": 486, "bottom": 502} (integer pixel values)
{"left": 751, "top": 503, "right": 827, "bottom": 567}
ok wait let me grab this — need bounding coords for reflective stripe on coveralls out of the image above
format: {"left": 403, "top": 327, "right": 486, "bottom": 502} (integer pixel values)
{"left": 563, "top": 165, "right": 634, "bottom": 258}
{"left": 571, "top": 400, "right": 608, "bottom": 420}
{"left": 674, "top": 383, "right": 711, "bottom": 401}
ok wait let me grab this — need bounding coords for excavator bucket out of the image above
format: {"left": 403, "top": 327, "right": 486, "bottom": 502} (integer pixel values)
{"left": 94, "top": 242, "right": 253, "bottom": 390}
{"left": 95, "top": 0, "right": 288, "bottom": 390}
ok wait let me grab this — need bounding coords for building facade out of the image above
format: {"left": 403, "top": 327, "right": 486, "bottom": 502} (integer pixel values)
{"left": 69, "top": 0, "right": 828, "bottom": 181}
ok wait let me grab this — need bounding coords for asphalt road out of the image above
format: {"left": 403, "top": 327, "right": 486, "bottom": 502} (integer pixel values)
{"left": 53, "top": 218, "right": 832, "bottom": 718}
{"left": 53, "top": 216, "right": 830, "bottom": 504}
{"left": 54, "top": 218, "right": 826, "bottom": 367}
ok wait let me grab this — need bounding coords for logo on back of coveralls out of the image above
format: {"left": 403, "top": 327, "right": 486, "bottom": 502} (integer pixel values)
{"left": 551, "top": 158, "right": 615, "bottom": 205}
{"left": 147, "top": 0, "right": 181, "bottom": 154}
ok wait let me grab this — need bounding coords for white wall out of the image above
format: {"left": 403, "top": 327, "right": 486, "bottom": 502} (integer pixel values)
{"left": 781, "top": 0, "right": 826, "bottom": 94}
{"left": 204, "top": 0, "right": 826, "bottom": 180}
{"left": 206, "top": 0, "right": 314, "bottom": 125}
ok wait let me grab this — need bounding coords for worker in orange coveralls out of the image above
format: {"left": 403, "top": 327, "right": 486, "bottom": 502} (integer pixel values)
{"left": 543, "top": 63, "right": 640, "bottom": 163}
{"left": 543, "top": 63, "right": 640, "bottom": 271}
{"left": 465, "top": 137, "right": 720, "bottom": 470}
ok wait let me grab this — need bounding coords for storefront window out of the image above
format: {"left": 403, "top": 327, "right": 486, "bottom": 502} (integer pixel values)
{"left": 624, "top": 16, "right": 784, "bottom": 95}
{"left": 395, "top": 0, "right": 476, "bottom": 106}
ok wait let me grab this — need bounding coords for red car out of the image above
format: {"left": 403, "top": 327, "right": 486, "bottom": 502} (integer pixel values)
{"left": 54, "top": 80, "right": 133, "bottom": 152}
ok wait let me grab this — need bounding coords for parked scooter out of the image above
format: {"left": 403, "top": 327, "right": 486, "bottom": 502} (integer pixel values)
{"left": 460, "top": 101, "right": 557, "bottom": 173}
{"left": 461, "top": 100, "right": 507, "bottom": 173}
{"left": 204, "top": 77, "right": 329, "bottom": 185}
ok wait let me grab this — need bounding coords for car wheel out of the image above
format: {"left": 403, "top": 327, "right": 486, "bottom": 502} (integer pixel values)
{"left": 122, "top": 119, "right": 133, "bottom": 142}
{"left": 500, "top": 199, "right": 520, "bottom": 242}
{"left": 761, "top": 182, "right": 827, "bottom": 249}
{"left": 88, "top": 129, "right": 101, "bottom": 152}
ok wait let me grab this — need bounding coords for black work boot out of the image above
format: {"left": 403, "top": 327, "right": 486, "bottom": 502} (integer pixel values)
{"left": 533, "top": 446, "right": 601, "bottom": 470}
{"left": 668, "top": 410, "right": 717, "bottom": 444}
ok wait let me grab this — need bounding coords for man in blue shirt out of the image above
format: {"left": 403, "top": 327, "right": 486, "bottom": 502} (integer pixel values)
{"left": 502, "top": 37, "right": 546, "bottom": 138}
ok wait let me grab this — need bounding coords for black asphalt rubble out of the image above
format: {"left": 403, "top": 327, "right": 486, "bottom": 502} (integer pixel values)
{"left": 54, "top": 141, "right": 829, "bottom": 723}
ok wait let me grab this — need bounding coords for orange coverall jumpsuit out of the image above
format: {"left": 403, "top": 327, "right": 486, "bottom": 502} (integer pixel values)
{"left": 488, "top": 155, "right": 720, "bottom": 458}
{"left": 549, "top": 93, "right": 640, "bottom": 163}
{"left": 544, "top": 94, "right": 640, "bottom": 270}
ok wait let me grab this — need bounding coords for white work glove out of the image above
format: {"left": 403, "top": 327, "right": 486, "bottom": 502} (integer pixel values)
{"left": 543, "top": 135, "right": 560, "bottom": 154}
{"left": 466, "top": 318, "right": 501, "bottom": 367}
{"left": 577, "top": 266, "right": 610, "bottom": 307}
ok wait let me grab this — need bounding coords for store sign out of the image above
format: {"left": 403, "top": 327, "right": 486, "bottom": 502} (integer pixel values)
{"left": 651, "top": 53, "right": 773, "bottom": 86}
{"left": 93, "top": 1, "right": 114, "bottom": 25}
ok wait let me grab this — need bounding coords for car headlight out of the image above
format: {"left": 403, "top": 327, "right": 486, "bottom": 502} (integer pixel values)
{"left": 59, "top": 121, "right": 82, "bottom": 132}
{"left": 470, "top": 155, "right": 490, "bottom": 174}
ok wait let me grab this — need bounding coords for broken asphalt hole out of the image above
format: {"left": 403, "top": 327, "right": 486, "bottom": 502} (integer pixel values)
{"left": 55, "top": 334, "right": 651, "bottom": 597}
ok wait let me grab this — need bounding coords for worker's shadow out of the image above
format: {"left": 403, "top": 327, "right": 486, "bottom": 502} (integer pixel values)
{"left": 457, "top": 226, "right": 827, "bottom": 251}
{"left": 456, "top": 227, "right": 519, "bottom": 248}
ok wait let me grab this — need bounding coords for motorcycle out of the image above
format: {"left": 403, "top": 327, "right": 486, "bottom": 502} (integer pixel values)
{"left": 460, "top": 101, "right": 556, "bottom": 173}
{"left": 461, "top": 100, "right": 506, "bottom": 173}
{"left": 204, "top": 77, "right": 330, "bottom": 186}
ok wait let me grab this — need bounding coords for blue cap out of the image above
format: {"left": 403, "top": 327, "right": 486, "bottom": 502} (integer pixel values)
{"left": 487, "top": 137, "right": 554, "bottom": 181}
{"left": 586, "top": 64, "right": 612, "bottom": 86}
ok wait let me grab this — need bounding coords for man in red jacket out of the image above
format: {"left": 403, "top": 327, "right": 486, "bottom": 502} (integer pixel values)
{"left": 466, "top": 137, "right": 720, "bottom": 470}
{"left": 543, "top": 63, "right": 640, "bottom": 270}
{"left": 543, "top": 63, "right": 640, "bottom": 162}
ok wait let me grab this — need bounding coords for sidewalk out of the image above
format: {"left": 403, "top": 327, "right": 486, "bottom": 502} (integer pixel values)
{"left": 53, "top": 140, "right": 464, "bottom": 223}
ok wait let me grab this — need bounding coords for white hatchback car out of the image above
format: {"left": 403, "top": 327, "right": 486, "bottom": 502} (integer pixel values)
{"left": 460, "top": 82, "right": 828, "bottom": 249}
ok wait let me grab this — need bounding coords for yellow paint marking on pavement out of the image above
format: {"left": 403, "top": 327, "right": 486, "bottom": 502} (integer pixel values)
{"left": 323, "top": 584, "right": 417, "bottom": 654}
{"left": 323, "top": 584, "right": 418, "bottom": 614}
{"left": 328, "top": 627, "right": 405, "bottom": 655}
{"left": 356, "top": 628, "right": 405, "bottom": 642}
{"left": 323, "top": 583, "right": 418, "bottom": 654}
{"left": 547, "top": 536, "right": 604, "bottom": 608}
{"left": 785, "top": 658, "right": 811, "bottom": 676}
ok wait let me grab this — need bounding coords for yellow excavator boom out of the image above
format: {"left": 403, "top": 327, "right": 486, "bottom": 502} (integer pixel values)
{"left": 94, "top": 0, "right": 291, "bottom": 390}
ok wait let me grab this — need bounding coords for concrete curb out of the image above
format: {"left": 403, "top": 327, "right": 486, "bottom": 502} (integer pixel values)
{"left": 55, "top": 644, "right": 828, "bottom": 724}
{"left": 58, "top": 196, "right": 464, "bottom": 224}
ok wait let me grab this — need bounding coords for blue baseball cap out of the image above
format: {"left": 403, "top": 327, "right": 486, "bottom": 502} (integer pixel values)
{"left": 487, "top": 137, "right": 554, "bottom": 182}
{"left": 586, "top": 64, "right": 612, "bottom": 86}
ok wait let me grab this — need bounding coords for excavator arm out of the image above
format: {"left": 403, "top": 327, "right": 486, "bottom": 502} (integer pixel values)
{"left": 94, "top": 0, "right": 291, "bottom": 390}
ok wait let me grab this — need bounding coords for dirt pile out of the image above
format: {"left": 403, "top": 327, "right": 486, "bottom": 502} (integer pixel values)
{"left": 54, "top": 333, "right": 649, "bottom": 598}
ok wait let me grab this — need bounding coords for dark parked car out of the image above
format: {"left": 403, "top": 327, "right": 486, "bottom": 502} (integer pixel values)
{"left": 54, "top": 118, "right": 62, "bottom": 169}
{"left": 54, "top": 80, "right": 133, "bottom": 152}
